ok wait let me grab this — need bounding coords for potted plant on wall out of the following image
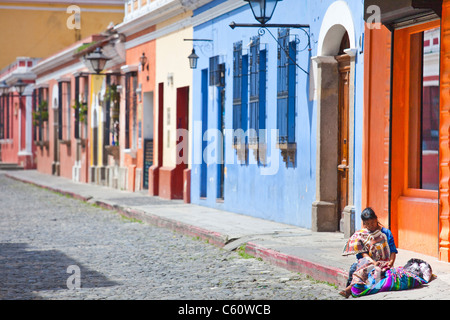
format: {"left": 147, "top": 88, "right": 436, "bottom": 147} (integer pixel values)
{"left": 72, "top": 100, "right": 88, "bottom": 123}
{"left": 33, "top": 100, "right": 50, "bottom": 148}
{"left": 32, "top": 100, "right": 48, "bottom": 125}
{"left": 72, "top": 97, "right": 88, "bottom": 148}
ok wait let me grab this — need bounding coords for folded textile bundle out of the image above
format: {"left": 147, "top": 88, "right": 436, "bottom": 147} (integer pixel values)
{"left": 351, "top": 258, "right": 432, "bottom": 297}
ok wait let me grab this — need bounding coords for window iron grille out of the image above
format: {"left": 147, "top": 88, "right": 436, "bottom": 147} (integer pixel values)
{"left": 277, "top": 28, "right": 297, "bottom": 145}
{"left": 209, "top": 55, "right": 225, "bottom": 87}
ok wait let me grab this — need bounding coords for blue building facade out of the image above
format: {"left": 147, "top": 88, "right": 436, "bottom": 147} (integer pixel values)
{"left": 190, "top": 0, "right": 365, "bottom": 234}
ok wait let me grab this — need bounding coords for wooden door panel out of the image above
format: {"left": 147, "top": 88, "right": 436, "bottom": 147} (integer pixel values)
{"left": 337, "top": 55, "right": 350, "bottom": 215}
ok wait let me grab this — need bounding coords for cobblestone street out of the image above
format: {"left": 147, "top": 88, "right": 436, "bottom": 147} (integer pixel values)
{"left": 0, "top": 173, "right": 343, "bottom": 300}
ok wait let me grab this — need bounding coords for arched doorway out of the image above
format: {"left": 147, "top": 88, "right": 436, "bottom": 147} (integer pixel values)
{"left": 311, "top": 1, "right": 357, "bottom": 236}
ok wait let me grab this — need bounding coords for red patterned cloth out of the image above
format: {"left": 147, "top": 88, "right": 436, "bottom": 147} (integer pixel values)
{"left": 342, "top": 228, "right": 391, "bottom": 262}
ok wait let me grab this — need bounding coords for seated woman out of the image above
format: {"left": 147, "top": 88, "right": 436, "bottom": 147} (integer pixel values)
{"left": 340, "top": 207, "right": 397, "bottom": 298}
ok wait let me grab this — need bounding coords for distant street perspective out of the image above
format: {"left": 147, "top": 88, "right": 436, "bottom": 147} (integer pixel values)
{"left": 0, "top": 173, "right": 342, "bottom": 300}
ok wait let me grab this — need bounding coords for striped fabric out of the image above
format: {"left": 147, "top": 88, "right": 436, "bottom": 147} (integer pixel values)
{"left": 351, "top": 266, "right": 427, "bottom": 297}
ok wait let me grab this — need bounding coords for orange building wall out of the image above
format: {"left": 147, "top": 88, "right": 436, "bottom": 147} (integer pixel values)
{"left": 439, "top": 0, "right": 450, "bottom": 262}
{"left": 364, "top": 18, "right": 446, "bottom": 259}
{"left": 391, "top": 20, "right": 440, "bottom": 258}
{"left": 122, "top": 33, "right": 155, "bottom": 191}
{"left": 362, "top": 25, "right": 392, "bottom": 228}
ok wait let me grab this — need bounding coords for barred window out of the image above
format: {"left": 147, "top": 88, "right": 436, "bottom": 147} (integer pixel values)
{"left": 277, "top": 28, "right": 297, "bottom": 145}
{"left": 233, "top": 41, "right": 243, "bottom": 145}
{"left": 248, "top": 36, "right": 267, "bottom": 146}
{"left": 210, "top": 55, "right": 225, "bottom": 87}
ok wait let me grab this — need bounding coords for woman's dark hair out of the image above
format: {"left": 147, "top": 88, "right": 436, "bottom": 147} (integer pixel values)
{"left": 361, "top": 207, "right": 378, "bottom": 221}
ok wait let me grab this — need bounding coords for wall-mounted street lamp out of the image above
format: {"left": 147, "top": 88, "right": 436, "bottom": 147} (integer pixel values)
{"left": 85, "top": 47, "right": 111, "bottom": 74}
{"left": 0, "top": 81, "right": 9, "bottom": 95}
{"left": 14, "top": 79, "right": 27, "bottom": 96}
{"left": 245, "top": 0, "right": 280, "bottom": 24}
{"left": 188, "top": 49, "right": 199, "bottom": 69}
{"left": 0, "top": 79, "right": 27, "bottom": 96}
{"left": 230, "top": 0, "right": 309, "bottom": 29}
{"left": 139, "top": 52, "right": 148, "bottom": 71}
{"left": 184, "top": 39, "right": 213, "bottom": 70}
{"left": 229, "top": 0, "right": 311, "bottom": 74}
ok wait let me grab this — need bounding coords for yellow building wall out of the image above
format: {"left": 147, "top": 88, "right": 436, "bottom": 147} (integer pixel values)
{"left": 0, "top": 2, "right": 123, "bottom": 69}
{"left": 90, "top": 74, "right": 105, "bottom": 166}
{"left": 155, "top": 22, "right": 193, "bottom": 168}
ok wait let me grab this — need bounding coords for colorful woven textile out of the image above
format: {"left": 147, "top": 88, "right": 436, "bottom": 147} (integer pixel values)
{"left": 351, "top": 266, "right": 427, "bottom": 297}
{"left": 342, "top": 228, "right": 390, "bottom": 262}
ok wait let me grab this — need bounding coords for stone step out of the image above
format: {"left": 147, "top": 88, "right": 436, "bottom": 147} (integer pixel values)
{"left": 0, "top": 163, "right": 24, "bottom": 170}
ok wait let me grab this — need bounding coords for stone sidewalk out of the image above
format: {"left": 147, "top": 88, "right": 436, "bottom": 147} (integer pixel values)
{"left": 4, "top": 169, "right": 450, "bottom": 299}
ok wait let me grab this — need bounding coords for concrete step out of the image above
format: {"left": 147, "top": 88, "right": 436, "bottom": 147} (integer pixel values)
{"left": 0, "top": 163, "right": 24, "bottom": 170}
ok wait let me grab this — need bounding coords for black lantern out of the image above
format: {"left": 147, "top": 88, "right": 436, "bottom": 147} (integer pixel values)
{"left": 85, "top": 47, "right": 111, "bottom": 74}
{"left": 14, "top": 79, "right": 27, "bottom": 96}
{"left": 0, "top": 81, "right": 9, "bottom": 95}
{"left": 245, "top": 0, "right": 281, "bottom": 24}
{"left": 140, "top": 52, "right": 148, "bottom": 71}
{"left": 188, "top": 49, "right": 199, "bottom": 69}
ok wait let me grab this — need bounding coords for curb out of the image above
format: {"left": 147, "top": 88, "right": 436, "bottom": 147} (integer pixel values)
{"left": 94, "top": 200, "right": 230, "bottom": 248}
{"left": 245, "top": 242, "right": 348, "bottom": 287}
{"left": 5, "top": 172, "right": 348, "bottom": 288}
{"left": 5, "top": 174, "right": 92, "bottom": 202}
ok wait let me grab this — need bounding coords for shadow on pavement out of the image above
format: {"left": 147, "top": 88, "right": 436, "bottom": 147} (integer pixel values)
{"left": 0, "top": 243, "right": 118, "bottom": 299}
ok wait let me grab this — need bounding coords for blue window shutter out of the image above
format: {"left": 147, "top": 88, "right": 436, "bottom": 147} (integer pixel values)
{"left": 241, "top": 54, "right": 249, "bottom": 139}
{"left": 200, "top": 69, "right": 208, "bottom": 198}
{"left": 277, "top": 28, "right": 296, "bottom": 145}
{"left": 287, "top": 40, "right": 296, "bottom": 144}
{"left": 249, "top": 36, "right": 260, "bottom": 145}
{"left": 259, "top": 49, "right": 267, "bottom": 136}
{"left": 277, "top": 28, "right": 289, "bottom": 144}
{"left": 233, "top": 41, "right": 243, "bottom": 141}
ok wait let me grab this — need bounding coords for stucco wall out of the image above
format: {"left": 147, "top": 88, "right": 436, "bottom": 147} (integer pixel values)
{"left": 190, "top": 0, "right": 365, "bottom": 229}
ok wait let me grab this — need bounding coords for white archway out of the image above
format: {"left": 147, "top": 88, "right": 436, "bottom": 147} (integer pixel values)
{"left": 318, "top": 0, "right": 356, "bottom": 56}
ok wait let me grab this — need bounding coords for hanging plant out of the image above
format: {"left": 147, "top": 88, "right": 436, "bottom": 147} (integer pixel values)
{"left": 104, "top": 83, "right": 120, "bottom": 121}
{"left": 104, "top": 84, "right": 120, "bottom": 145}
{"left": 72, "top": 100, "right": 88, "bottom": 123}
{"left": 32, "top": 100, "right": 48, "bottom": 126}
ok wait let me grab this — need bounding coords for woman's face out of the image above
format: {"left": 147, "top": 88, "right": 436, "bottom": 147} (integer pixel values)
{"left": 363, "top": 218, "right": 379, "bottom": 232}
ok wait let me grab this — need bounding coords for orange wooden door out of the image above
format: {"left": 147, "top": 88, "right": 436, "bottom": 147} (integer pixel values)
{"left": 391, "top": 20, "right": 440, "bottom": 257}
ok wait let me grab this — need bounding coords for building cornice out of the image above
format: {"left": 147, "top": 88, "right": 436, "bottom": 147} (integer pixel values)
{"left": 123, "top": 0, "right": 246, "bottom": 50}
{"left": 116, "top": 0, "right": 186, "bottom": 37}
{"left": 115, "top": 0, "right": 215, "bottom": 37}
{"left": 31, "top": 35, "right": 106, "bottom": 76}
{"left": 0, "top": 57, "right": 40, "bottom": 85}
{"left": 1, "top": 0, "right": 124, "bottom": 6}
{"left": 191, "top": 0, "right": 246, "bottom": 28}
